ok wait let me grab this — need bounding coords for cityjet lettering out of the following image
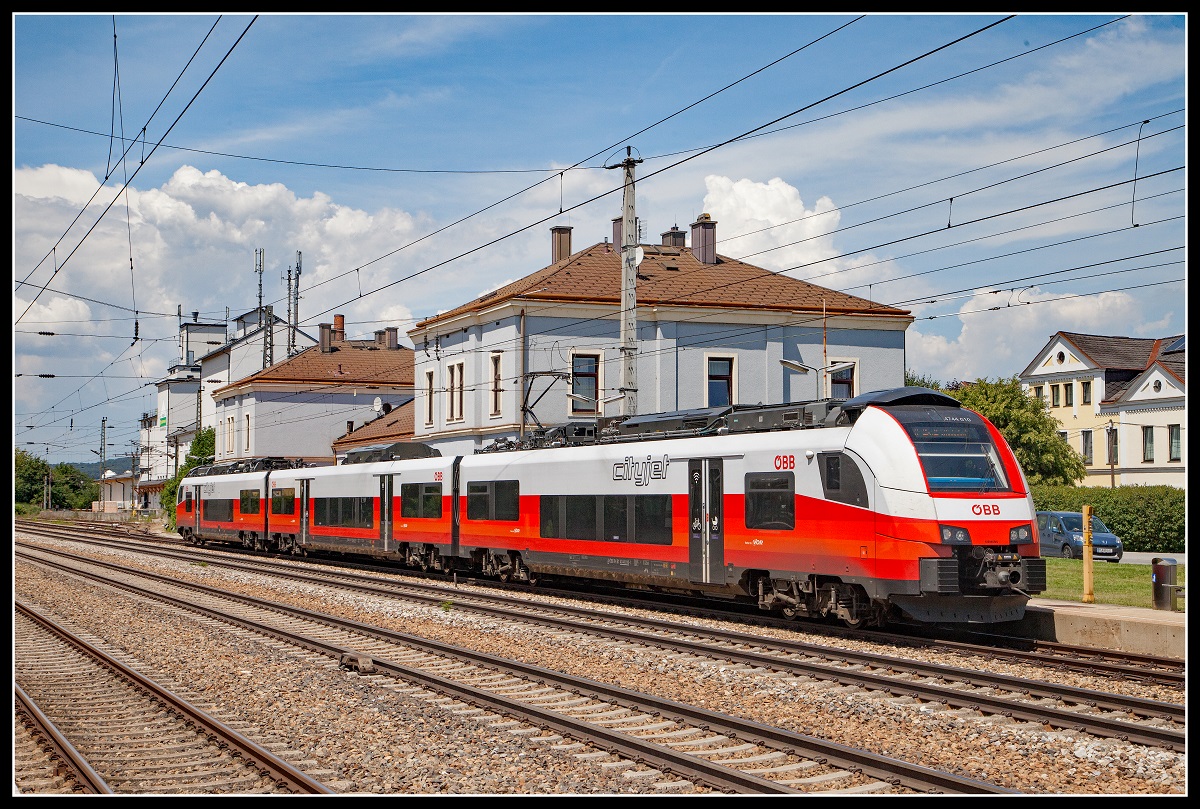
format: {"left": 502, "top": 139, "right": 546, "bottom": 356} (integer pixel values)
{"left": 613, "top": 455, "right": 670, "bottom": 486}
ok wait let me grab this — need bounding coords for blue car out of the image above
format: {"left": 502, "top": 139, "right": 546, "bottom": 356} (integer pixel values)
{"left": 1036, "top": 511, "right": 1124, "bottom": 562}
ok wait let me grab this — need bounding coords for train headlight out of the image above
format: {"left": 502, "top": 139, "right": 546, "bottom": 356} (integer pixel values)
{"left": 1009, "top": 524, "right": 1033, "bottom": 544}
{"left": 939, "top": 524, "right": 971, "bottom": 544}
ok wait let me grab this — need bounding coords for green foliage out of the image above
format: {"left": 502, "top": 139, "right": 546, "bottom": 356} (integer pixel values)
{"left": 15, "top": 448, "right": 50, "bottom": 504}
{"left": 50, "top": 463, "right": 99, "bottom": 509}
{"left": 904, "top": 370, "right": 945, "bottom": 390}
{"left": 14, "top": 451, "right": 99, "bottom": 510}
{"left": 160, "top": 427, "right": 215, "bottom": 530}
{"left": 1032, "top": 483, "right": 1185, "bottom": 553}
{"left": 943, "top": 376, "right": 1086, "bottom": 486}
{"left": 15, "top": 502, "right": 41, "bottom": 516}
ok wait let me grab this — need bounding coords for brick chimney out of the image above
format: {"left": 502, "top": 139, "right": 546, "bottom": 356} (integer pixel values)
{"left": 661, "top": 225, "right": 685, "bottom": 247}
{"left": 333, "top": 314, "right": 345, "bottom": 342}
{"left": 612, "top": 216, "right": 639, "bottom": 250}
{"left": 690, "top": 214, "right": 717, "bottom": 264}
{"left": 551, "top": 225, "right": 573, "bottom": 263}
{"left": 319, "top": 323, "right": 332, "bottom": 353}
{"left": 374, "top": 330, "right": 387, "bottom": 346}
{"left": 385, "top": 327, "right": 399, "bottom": 350}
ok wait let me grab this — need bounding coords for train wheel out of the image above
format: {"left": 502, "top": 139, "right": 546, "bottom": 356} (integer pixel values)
{"left": 780, "top": 606, "right": 799, "bottom": 620}
{"left": 842, "top": 615, "right": 868, "bottom": 630}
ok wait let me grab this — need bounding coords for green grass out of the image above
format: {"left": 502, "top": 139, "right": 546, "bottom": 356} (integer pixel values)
{"left": 1039, "top": 558, "right": 1186, "bottom": 610}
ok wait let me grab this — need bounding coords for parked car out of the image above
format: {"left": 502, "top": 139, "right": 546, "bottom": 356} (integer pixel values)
{"left": 1036, "top": 511, "right": 1124, "bottom": 562}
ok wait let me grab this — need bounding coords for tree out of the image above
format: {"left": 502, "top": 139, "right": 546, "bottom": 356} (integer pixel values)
{"left": 50, "top": 463, "right": 99, "bottom": 510}
{"left": 943, "top": 376, "right": 1086, "bottom": 486}
{"left": 15, "top": 449, "right": 51, "bottom": 506}
{"left": 904, "top": 370, "right": 945, "bottom": 390}
{"left": 161, "top": 427, "right": 215, "bottom": 529}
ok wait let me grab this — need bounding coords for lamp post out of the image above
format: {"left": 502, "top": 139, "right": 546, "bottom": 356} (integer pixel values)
{"left": 566, "top": 393, "right": 625, "bottom": 442}
{"left": 779, "top": 359, "right": 855, "bottom": 400}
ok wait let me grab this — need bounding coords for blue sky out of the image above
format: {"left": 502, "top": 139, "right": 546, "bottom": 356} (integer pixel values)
{"left": 13, "top": 13, "right": 1187, "bottom": 465}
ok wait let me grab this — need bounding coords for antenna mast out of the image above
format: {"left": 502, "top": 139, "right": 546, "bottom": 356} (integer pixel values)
{"left": 290, "top": 251, "right": 301, "bottom": 356}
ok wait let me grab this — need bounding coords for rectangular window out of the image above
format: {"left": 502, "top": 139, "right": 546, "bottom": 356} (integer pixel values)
{"left": 400, "top": 482, "right": 443, "bottom": 518}
{"left": 184, "top": 490, "right": 193, "bottom": 513}
{"left": 425, "top": 370, "right": 435, "bottom": 425}
{"left": 239, "top": 489, "right": 261, "bottom": 515}
{"left": 490, "top": 353, "right": 503, "bottom": 416}
{"left": 1142, "top": 426, "right": 1154, "bottom": 462}
{"left": 451, "top": 361, "right": 465, "bottom": 421}
{"left": 1107, "top": 428, "right": 1119, "bottom": 465}
{"left": 271, "top": 488, "right": 296, "bottom": 515}
{"left": 829, "top": 363, "right": 855, "bottom": 400}
{"left": 708, "top": 357, "right": 734, "bottom": 406}
{"left": 1081, "top": 430, "right": 1093, "bottom": 465}
{"left": 1064, "top": 383, "right": 1074, "bottom": 407}
{"left": 466, "top": 480, "right": 520, "bottom": 521}
{"left": 1050, "top": 385, "right": 1060, "bottom": 407}
{"left": 745, "top": 472, "right": 795, "bottom": 530}
{"left": 539, "top": 494, "right": 671, "bottom": 545}
{"left": 1057, "top": 430, "right": 1068, "bottom": 443}
{"left": 203, "top": 498, "right": 234, "bottom": 522}
{"left": 571, "top": 354, "right": 600, "bottom": 413}
{"left": 313, "top": 496, "right": 374, "bottom": 528}
{"left": 1033, "top": 385, "right": 1044, "bottom": 402}
{"left": 1168, "top": 424, "right": 1181, "bottom": 462}
{"left": 1081, "top": 381, "right": 1091, "bottom": 404}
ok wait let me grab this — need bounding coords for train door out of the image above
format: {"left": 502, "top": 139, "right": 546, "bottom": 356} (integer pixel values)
{"left": 189, "top": 485, "right": 201, "bottom": 535}
{"left": 298, "top": 479, "right": 311, "bottom": 548}
{"left": 688, "top": 459, "right": 725, "bottom": 585}
{"left": 379, "top": 474, "right": 393, "bottom": 553}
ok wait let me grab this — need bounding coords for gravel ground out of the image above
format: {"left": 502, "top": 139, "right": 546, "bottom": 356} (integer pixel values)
{"left": 14, "top": 535, "right": 1188, "bottom": 795}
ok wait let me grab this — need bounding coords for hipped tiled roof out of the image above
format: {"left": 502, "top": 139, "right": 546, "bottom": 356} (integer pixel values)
{"left": 332, "top": 398, "right": 415, "bottom": 451}
{"left": 413, "top": 242, "right": 910, "bottom": 331}
{"left": 213, "top": 339, "right": 413, "bottom": 396}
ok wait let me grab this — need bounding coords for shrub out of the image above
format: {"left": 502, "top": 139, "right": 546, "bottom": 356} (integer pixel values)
{"left": 1031, "top": 484, "right": 1185, "bottom": 553}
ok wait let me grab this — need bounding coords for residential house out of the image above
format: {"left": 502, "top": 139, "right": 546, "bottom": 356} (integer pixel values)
{"left": 210, "top": 317, "right": 414, "bottom": 465}
{"left": 1019, "top": 331, "right": 1185, "bottom": 488}
{"left": 407, "top": 216, "right": 913, "bottom": 457}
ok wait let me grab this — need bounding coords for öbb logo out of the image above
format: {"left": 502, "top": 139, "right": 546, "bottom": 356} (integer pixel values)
{"left": 972, "top": 504, "right": 1000, "bottom": 516}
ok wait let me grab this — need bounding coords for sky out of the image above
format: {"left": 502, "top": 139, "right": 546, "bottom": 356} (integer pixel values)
{"left": 13, "top": 13, "right": 1187, "bottom": 466}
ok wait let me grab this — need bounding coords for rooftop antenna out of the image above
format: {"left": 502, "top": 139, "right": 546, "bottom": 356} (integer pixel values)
{"left": 254, "top": 248, "right": 265, "bottom": 315}
{"left": 290, "top": 251, "right": 302, "bottom": 356}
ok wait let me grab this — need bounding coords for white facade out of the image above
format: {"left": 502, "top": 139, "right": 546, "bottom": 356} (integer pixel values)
{"left": 410, "top": 302, "right": 908, "bottom": 458}
{"left": 1102, "top": 364, "right": 1186, "bottom": 487}
{"left": 197, "top": 310, "right": 316, "bottom": 435}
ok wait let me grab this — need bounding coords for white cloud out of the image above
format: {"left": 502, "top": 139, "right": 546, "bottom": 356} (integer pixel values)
{"left": 905, "top": 286, "right": 1150, "bottom": 383}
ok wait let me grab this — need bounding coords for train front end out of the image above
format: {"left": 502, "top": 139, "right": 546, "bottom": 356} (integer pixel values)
{"left": 847, "top": 389, "right": 1046, "bottom": 624}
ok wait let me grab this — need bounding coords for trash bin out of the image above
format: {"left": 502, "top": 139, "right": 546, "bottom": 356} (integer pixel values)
{"left": 1151, "top": 557, "right": 1180, "bottom": 611}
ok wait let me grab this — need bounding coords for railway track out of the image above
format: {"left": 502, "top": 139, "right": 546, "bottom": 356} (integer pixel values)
{"left": 17, "top": 519, "right": 1186, "bottom": 682}
{"left": 17, "top": 543, "right": 1017, "bottom": 794}
{"left": 14, "top": 601, "right": 333, "bottom": 795}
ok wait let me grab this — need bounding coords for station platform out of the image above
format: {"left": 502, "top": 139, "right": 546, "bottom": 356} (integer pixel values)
{"left": 1002, "top": 598, "right": 1187, "bottom": 660}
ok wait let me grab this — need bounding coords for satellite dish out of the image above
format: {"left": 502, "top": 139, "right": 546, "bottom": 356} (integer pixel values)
{"left": 373, "top": 396, "right": 382, "bottom": 413}
{"left": 634, "top": 247, "right": 645, "bottom": 267}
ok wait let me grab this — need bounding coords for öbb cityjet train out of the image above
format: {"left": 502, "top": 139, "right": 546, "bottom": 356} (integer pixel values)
{"left": 176, "top": 387, "right": 1047, "bottom": 627}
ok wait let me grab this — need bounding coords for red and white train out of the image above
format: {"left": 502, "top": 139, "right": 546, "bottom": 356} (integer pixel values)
{"left": 176, "top": 387, "right": 1047, "bottom": 627}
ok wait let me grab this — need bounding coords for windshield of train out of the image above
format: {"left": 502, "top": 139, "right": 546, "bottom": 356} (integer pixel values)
{"left": 886, "top": 405, "right": 1012, "bottom": 493}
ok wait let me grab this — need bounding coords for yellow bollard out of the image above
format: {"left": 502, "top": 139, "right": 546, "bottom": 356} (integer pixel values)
{"left": 1082, "top": 504, "right": 1095, "bottom": 603}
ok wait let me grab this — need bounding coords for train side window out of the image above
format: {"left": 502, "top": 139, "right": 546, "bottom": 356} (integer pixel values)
{"left": 203, "top": 499, "right": 233, "bottom": 522}
{"left": 565, "top": 495, "right": 597, "bottom": 540}
{"left": 467, "top": 480, "right": 520, "bottom": 521}
{"left": 240, "top": 489, "right": 261, "bottom": 515}
{"left": 539, "top": 495, "right": 561, "bottom": 538}
{"left": 401, "top": 483, "right": 443, "bottom": 518}
{"left": 745, "top": 472, "right": 795, "bottom": 530}
{"left": 271, "top": 488, "right": 296, "bottom": 515}
{"left": 818, "top": 453, "right": 869, "bottom": 507}
{"left": 183, "top": 491, "right": 192, "bottom": 512}
{"left": 313, "top": 496, "right": 373, "bottom": 528}
{"left": 603, "top": 495, "right": 629, "bottom": 542}
{"left": 633, "top": 494, "right": 673, "bottom": 545}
